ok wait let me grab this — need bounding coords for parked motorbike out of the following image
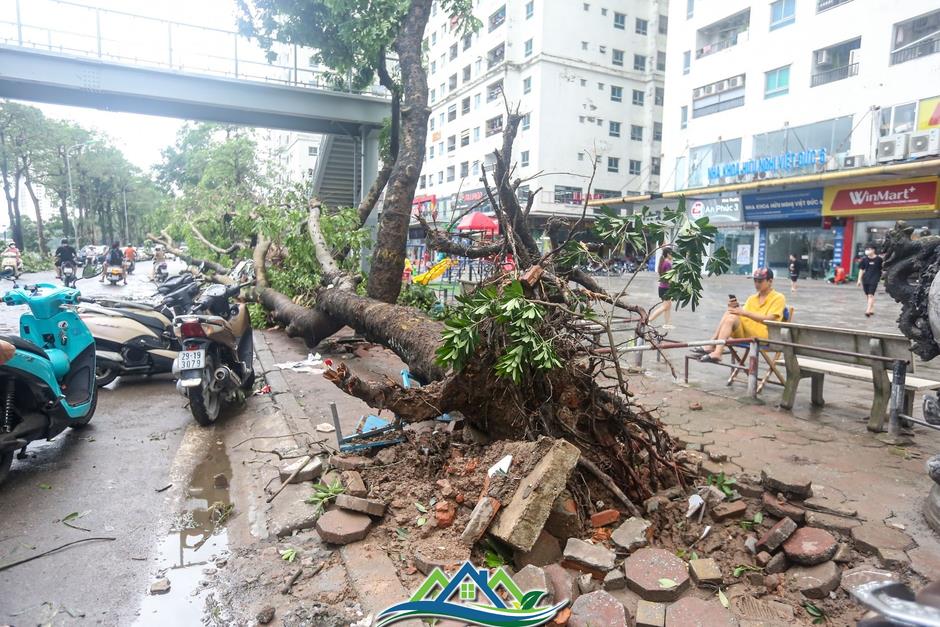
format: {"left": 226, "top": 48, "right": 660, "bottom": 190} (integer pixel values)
{"left": 173, "top": 283, "right": 254, "bottom": 426}
{"left": 79, "top": 281, "right": 200, "bottom": 387}
{"left": 123, "top": 258, "right": 135, "bottom": 275}
{"left": 0, "top": 282, "right": 98, "bottom": 485}
{"left": 105, "top": 265, "right": 125, "bottom": 286}
{"left": 1, "top": 253, "right": 21, "bottom": 279}
{"left": 153, "top": 262, "right": 169, "bottom": 284}
{"left": 61, "top": 260, "right": 77, "bottom": 288}
{"left": 157, "top": 270, "right": 198, "bottom": 295}
{"left": 852, "top": 579, "right": 940, "bottom": 626}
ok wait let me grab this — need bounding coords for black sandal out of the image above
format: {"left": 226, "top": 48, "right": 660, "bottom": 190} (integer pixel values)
{"left": 699, "top": 354, "right": 721, "bottom": 363}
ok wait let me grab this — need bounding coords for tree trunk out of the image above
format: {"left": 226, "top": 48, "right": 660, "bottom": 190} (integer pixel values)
{"left": 23, "top": 169, "right": 46, "bottom": 255}
{"left": 58, "top": 192, "right": 72, "bottom": 240}
{"left": 10, "top": 170, "right": 24, "bottom": 250}
{"left": 365, "top": 0, "right": 432, "bottom": 304}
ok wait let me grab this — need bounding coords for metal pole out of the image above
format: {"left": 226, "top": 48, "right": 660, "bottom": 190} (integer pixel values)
{"left": 631, "top": 336, "right": 645, "bottom": 368}
{"left": 233, "top": 34, "right": 239, "bottom": 78}
{"left": 95, "top": 9, "right": 102, "bottom": 58}
{"left": 122, "top": 186, "right": 129, "bottom": 243}
{"left": 293, "top": 44, "right": 298, "bottom": 85}
{"left": 888, "top": 360, "right": 907, "bottom": 438}
{"left": 15, "top": 0, "right": 22, "bottom": 46}
{"left": 747, "top": 339, "right": 760, "bottom": 398}
{"left": 167, "top": 22, "right": 173, "bottom": 67}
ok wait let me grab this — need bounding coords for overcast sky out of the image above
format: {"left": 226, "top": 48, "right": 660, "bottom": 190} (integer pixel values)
{"left": 10, "top": 0, "right": 246, "bottom": 171}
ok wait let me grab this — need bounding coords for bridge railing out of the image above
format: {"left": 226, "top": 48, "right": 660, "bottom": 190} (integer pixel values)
{"left": 0, "top": 0, "right": 385, "bottom": 96}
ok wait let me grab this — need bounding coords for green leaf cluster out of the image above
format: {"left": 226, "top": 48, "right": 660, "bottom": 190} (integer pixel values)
{"left": 436, "top": 281, "right": 561, "bottom": 384}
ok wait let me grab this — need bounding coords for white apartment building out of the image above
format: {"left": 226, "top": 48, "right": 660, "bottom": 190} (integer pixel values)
{"left": 659, "top": 0, "right": 940, "bottom": 276}
{"left": 414, "top": 0, "right": 668, "bottom": 244}
{"left": 263, "top": 131, "right": 323, "bottom": 185}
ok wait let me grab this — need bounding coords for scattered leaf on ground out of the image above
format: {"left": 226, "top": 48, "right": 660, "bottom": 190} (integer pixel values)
{"left": 658, "top": 578, "right": 678, "bottom": 589}
{"left": 38, "top": 484, "right": 52, "bottom": 490}
{"left": 414, "top": 502, "right": 428, "bottom": 513}
{"left": 718, "top": 589, "right": 729, "bottom": 608}
{"left": 280, "top": 548, "right": 298, "bottom": 562}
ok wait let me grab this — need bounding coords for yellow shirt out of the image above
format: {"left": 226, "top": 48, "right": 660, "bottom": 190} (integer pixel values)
{"left": 734, "top": 289, "right": 786, "bottom": 339}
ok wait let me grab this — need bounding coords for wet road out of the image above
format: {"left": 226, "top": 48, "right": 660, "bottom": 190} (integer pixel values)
{"left": 0, "top": 260, "right": 222, "bottom": 625}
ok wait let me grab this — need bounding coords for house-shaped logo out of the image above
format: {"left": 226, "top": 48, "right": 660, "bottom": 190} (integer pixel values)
{"left": 376, "top": 561, "right": 567, "bottom": 626}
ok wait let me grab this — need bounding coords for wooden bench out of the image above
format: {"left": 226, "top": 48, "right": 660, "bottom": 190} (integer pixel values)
{"left": 767, "top": 321, "right": 940, "bottom": 432}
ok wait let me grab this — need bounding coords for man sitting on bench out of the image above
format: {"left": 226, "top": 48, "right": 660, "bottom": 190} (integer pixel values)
{"left": 695, "top": 267, "right": 786, "bottom": 363}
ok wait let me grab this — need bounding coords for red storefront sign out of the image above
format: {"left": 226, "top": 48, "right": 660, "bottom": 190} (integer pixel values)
{"left": 824, "top": 178, "right": 939, "bottom": 215}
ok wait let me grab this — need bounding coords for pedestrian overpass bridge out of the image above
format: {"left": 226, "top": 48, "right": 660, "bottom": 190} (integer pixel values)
{"left": 0, "top": 0, "right": 388, "bottom": 204}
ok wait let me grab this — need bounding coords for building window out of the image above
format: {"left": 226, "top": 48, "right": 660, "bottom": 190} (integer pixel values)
{"left": 583, "top": 3, "right": 590, "bottom": 11}
{"left": 577, "top": 152, "right": 585, "bottom": 161}
{"left": 523, "top": 77, "right": 532, "bottom": 94}
{"left": 655, "top": 87, "right": 665, "bottom": 106}
{"left": 764, "top": 65, "right": 790, "bottom": 98}
{"left": 651, "top": 157, "right": 661, "bottom": 175}
{"left": 890, "top": 10, "right": 940, "bottom": 65}
{"left": 692, "top": 74, "right": 746, "bottom": 117}
{"left": 463, "top": 65, "right": 471, "bottom": 82}
{"left": 630, "top": 125, "right": 643, "bottom": 141}
{"left": 429, "top": 117, "right": 435, "bottom": 131}
{"left": 810, "top": 38, "right": 861, "bottom": 87}
{"left": 429, "top": 145, "right": 435, "bottom": 159}
{"left": 657, "top": 51, "right": 666, "bottom": 71}
{"left": 472, "top": 161, "right": 480, "bottom": 174}
{"left": 681, "top": 106, "right": 688, "bottom": 129}
{"left": 449, "top": 43, "right": 458, "bottom": 60}
{"left": 581, "top": 41, "right": 589, "bottom": 50}
{"left": 636, "top": 18, "right": 648, "bottom": 35}
{"left": 598, "top": 82, "right": 604, "bottom": 90}
{"left": 431, "top": 60, "right": 437, "bottom": 74}
{"left": 634, "top": 54, "right": 646, "bottom": 71}
{"left": 448, "top": 104, "right": 457, "bottom": 121}
{"left": 449, "top": 73, "right": 457, "bottom": 90}
{"left": 460, "top": 161, "right": 469, "bottom": 177}
{"left": 431, "top": 31, "right": 437, "bottom": 45}
{"left": 687, "top": 0, "right": 694, "bottom": 18}
{"left": 770, "top": 0, "right": 796, "bottom": 30}
{"left": 609, "top": 121, "right": 621, "bottom": 137}
{"left": 659, "top": 15, "right": 669, "bottom": 34}
{"left": 607, "top": 157, "right": 620, "bottom": 173}
{"left": 438, "top": 171, "right": 443, "bottom": 184}
{"left": 462, "top": 33, "right": 472, "bottom": 50}
{"left": 612, "top": 49, "right": 624, "bottom": 66}
{"left": 460, "top": 129, "right": 470, "bottom": 147}
{"left": 474, "top": 93, "right": 481, "bottom": 109}
{"left": 308, "top": 146, "right": 318, "bottom": 156}
{"left": 654, "top": 122, "right": 663, "bottom": 141}
{"left": 487, "top": 43, "right": 505, "bottom": 69}
{"left": 487, "top": 80, "right": 503, "bottom": 102}
{"left": 611, "top": 86, "right": 623, "bottom": 102}
{"left": 521, "top": 151, "right": 530, "bottom": 167}
{"left": 489, "top": 5, "right": 506, "bottom": 32}
{"left": 683, "top": 50, "right": 691, "bottom": 74}
{"left": 419, "top": 175, "right": 426, "bottom": 188}
{"left": 614, "top": 12, "right": 625, "bottom": 29}
{"left": 629, "top": 159, "right": 642, "bottom": 175}
{"left": 599, "top": 45, "right": 607, "bottom": 54}
{"left": 526, "top": 1, "right": 534, "bottom": 19}
{"left": 447, "top": 165, "right": 455, "bottom": 182}
{"left": 462, "top": 96, "right": 470, "bottom": 114}
{"left": 473, "top": 127, "right": 480, "bottom": 141}
{"left": 447, "top": 136, "right": 456, "bottom": 152}
{"left": 521, "top": 113, "right": 531, "bottom": 130}
{"left": 632, "top": 89, "right": 645, "bottom": 106}
{"left": 439, "top": 112, "right": 445, "bottom": 126}
{"left": 524, "top": 39, "right": 533, "bottom": 56}
{"left": 555, "top": 185, "right": 583, "bottom": 204}
{"left": 430, "top": 88, "right": 436, "bottom": 104}
{"left": 485, "top": 115, "right": 504, "bottom": 137}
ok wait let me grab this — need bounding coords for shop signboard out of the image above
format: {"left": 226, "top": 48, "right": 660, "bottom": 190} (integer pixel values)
{"left": 832, "top": 226, "right": 845, "bottom": 269}
{"left": 412, "top": 195, "right": 437, "bottom": 219}
{"left": 687, "top": 195, "right": 743, "bottom": 224}
{"left": 707, "top": 148, "right": 827, "bottom": 181}
{"left": 742, "top": 189, "right": 823, "bottom": 222}
{"left": 823, "top": 177, "right": 939, "bottom": 216}
{"left": 757, "top": 229, "right": 767, "bottom": 268}
{"left": 918, "top": 96, "right": 940, "bottom": 131}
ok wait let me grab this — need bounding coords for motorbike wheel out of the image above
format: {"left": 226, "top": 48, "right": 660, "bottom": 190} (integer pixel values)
{"left": 238, "top": 332, "right": 256, "bottom": 392}
{"left": 0, "top": 450, "right": 12, "bottom": 485}
{"left": 190, "top": 360, "right": 222, "bottom": 426}
{"left": 95, "top": 365, "right": 119, "bottom": 387}
{"left": 69, "top": 387, "right": 98, "bottom": 429}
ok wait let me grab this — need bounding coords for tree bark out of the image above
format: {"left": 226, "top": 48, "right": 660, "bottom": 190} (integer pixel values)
{"left": 23, "top": 169, "right": 46, "bottom": 255}
{"left": 365, "top": 0, "right": 432, "bottom": 304}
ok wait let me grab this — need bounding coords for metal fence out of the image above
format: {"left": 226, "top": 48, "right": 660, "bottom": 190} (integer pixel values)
{"left": 0, "top": 0, "right": 383, "bottom": 95}
{"left": 891, "top": 35, "right": 940, "bottom": 66}
{"left": 810, "top": 62, "right": 859, "bottom": 87}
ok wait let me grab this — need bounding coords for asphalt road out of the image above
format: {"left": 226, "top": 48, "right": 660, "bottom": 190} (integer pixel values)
{"left": 0, "top": 260, "right": 217, "bottom": 625}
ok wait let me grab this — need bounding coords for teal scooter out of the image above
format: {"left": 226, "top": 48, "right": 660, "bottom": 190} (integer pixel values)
{"left": 0, "top": 280, "right": 98, "bottom": 485}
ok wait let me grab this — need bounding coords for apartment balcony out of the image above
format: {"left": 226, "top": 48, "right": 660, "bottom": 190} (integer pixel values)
{"left": 891, "top": 34, "right": 940, "bottom": 65}
{"left": 810, "top": 62, "right": 858, "bottom": 87}
{"left": 817, "top": 0, "right": 853, "bottom": 12}
{"left": 695, "top": 9, "right": 750, "bottom": 60}
{"left": 696, "top": 31, "right": 749, "bottom": 59}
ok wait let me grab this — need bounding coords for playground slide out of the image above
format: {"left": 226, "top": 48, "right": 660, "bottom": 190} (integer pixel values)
{"left": 413, "top": 258, "right": 456, "bottom": 285}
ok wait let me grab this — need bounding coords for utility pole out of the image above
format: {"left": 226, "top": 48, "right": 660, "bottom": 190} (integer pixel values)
{"left": 65, "top": 140, "right": 100, "bottom": 249}
{"left": 122, "top": 184, "right": 129, "bottom": 244}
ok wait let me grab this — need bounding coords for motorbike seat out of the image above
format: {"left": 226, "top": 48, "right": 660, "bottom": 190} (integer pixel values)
{"left": 1, "top": 335, "right": 49, "bottom": 359}
{"left": 101, "top": 308, "right": 171, "bottom": 335}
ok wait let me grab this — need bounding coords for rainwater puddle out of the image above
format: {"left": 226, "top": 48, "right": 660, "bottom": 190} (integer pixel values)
{"left": 136, "top": 440, "right": 233, "bottom": 626}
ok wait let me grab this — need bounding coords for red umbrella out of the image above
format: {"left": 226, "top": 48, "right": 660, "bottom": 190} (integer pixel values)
{"left": 456, "top": 212, "right": 499, "bottom": 233}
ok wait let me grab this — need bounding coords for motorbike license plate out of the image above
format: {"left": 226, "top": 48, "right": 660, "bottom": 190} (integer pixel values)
{"left": 179, "top": 349, "right": 205, "bottom": 370}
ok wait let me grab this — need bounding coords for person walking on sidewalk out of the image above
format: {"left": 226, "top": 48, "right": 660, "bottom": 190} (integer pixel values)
{"left": 858, "top": 246, "right": 883, "bottom": 317}
{"left": 788, "top": 254, "right": 800, "bottom": 294}
{"left": 648, "top": 248, "right": 674, "bottom": 330}
{"left": 694, "top": 267, "right": 786, "bottom": 363}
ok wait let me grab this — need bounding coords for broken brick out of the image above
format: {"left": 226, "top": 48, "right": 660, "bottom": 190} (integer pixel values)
{"left": 782, "top": 527, "right": 838, "bottom": 565}
{"left": 568, "top": 591, "right": 628, "bottom": 627}
{"left": 623, "top": 548, "right": 690, "bottom": 602}
{"left": 762, "top": 492, "right": 806, "bottom": 523}
{"left": 341, "top": 470, "right": 368, "bottom": 497}
{"left": 689, "top": 558, "right": 722, "bottom": 585}
{"left": 590, "top": 509, "right": 620, "bottom": 528}
{"left": 757, "top": 517, "right": 798, "bottom": 553}
{"left": 610, "top": 517, "right": 651, "bottom": 552}
{"left": 315, "top": 509, "right": 372, "bottom": 545}
{"left": 334, "top": 494, "right": 386, "bottom": 517}
{"left": 562, "top": 538, "right": 616, "bottom": 577}
{"left": 434, "top": 501, "right": 457, "bottom": 528}
{"left": 761, "top": 465, "right": 813, "bottom": 499}
{"left": 711, "top": 500, "right": 747, "bottom": 521}
{"left": 460, "top": 496, "right": 501, "bottom": 547}
{"left": 788, "top": 561, "right": 841, "bottom": 599}
{"left": 329, "top": 455, "right": 374, "bottom": 471}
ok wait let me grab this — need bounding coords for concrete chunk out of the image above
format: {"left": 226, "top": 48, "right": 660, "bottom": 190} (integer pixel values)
{"left": 279, "top": 456, "right": 324, "bottom": 483}
{"left": 689, "top": 558, "right": 723, "bottom": 585}
{"left": 489, "top": 439, "right": 580, "bottom": 552}
{"left": 334, "top": 493, "right": 386, "bottom": 517}
{"left": 635, "top": 600, "right": 666, "bottom": 627}
{"left": 761, "top": 465, "right": 813, "bottom": 499}
{"left": 563, "top": 538, "right": 616, "bottom": 576}
{"left": 460, "top": 496, "right": 501, "bottom": 547}
{"left": 666, "top": 597, "right": 736, "bottom": 626}
{"left": 315, "top": 509, "right": 372, "bottom": 544}
{"left": 568, "top": 590, "right": 629, "bottom": 627}
{"left": 623, "top": 548, "right": 690, "bottom": 602}
{"left": 329, "top": 455, "right": 374, "bottom": 470}
{"left": 513, "top": 565, "right": 555, "bottom": 604}
{"left": 782, "top": 527, "right": 838, "bottom": 565}
{"left": 544, "top": 564, "right": 580, "bottom": 603}
{"left": 341, "top": 470, "right": 368, "bottom": 497}
{"left": 788, "top": 561, "right": 841, "bottom": 599}
{"left": 611, "top": 517, "right": 651, "bottom": 552}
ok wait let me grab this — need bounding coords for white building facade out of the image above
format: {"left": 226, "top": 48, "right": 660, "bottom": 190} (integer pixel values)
{"left": 661, "top": 0, "right": 940, "bottom": 276}
{"left": 414, "top": 0, "right": 668, "bottom": 246}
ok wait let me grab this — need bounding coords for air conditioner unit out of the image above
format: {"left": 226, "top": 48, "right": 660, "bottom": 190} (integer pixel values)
{"left": 727, "top": 75, "right": 742, "bottom": 88}
{"left": 815, "top": 49, "right": 833, "bottom": 66}
{"left": 877, "top": 133, "right": 910, "bottom": 162}
{"left": 703, "top": 84, "right": 714, "bottom": 95}
{"left": 909, "top": 129, "right": 940, "bottom": 158}
{"left": 842, "top": 154, "right": 867, "bottom": 168}
{"left": 693, "top": 87, "right": 704, "bottom": 99}
{"left": 716, "top": 80, "right": 728, "bottom": 93}
{"left": 848, "top": 48, "right": 861, "bottom": 65}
